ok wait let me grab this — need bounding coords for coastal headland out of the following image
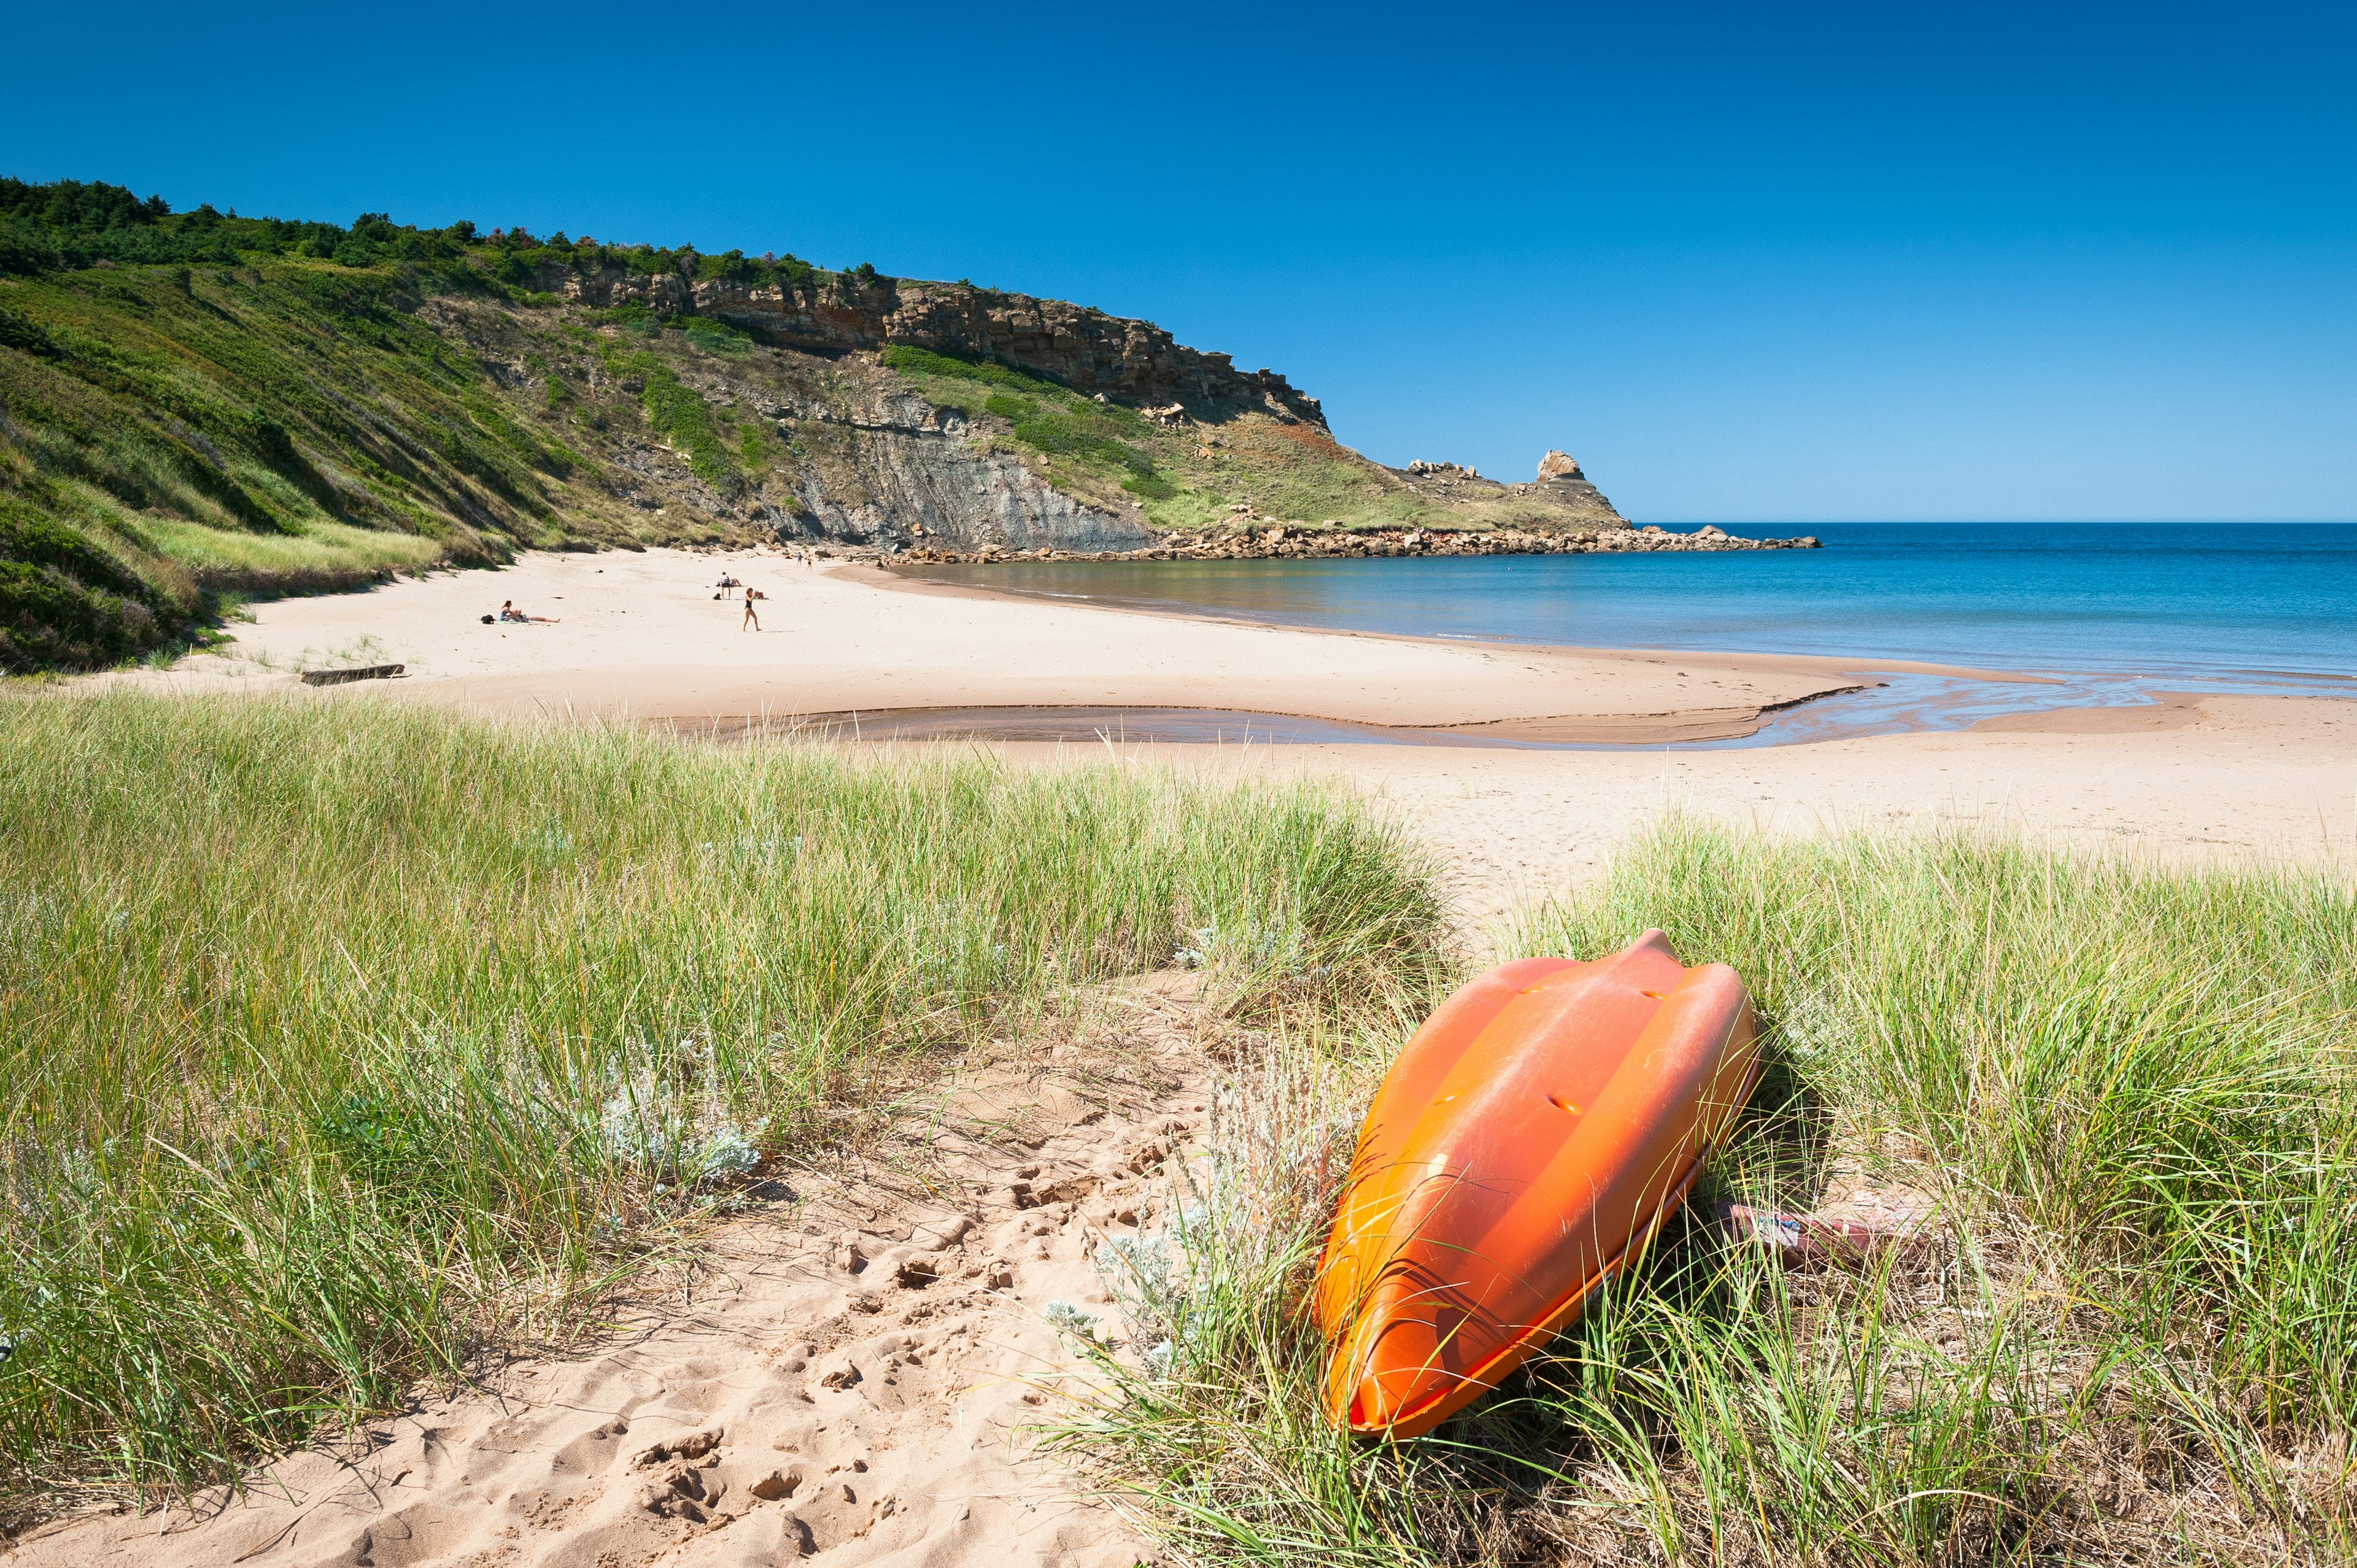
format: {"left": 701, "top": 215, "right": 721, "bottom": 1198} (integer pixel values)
{"left": 2, "top": 181, "right": 1805, "bottom": 673}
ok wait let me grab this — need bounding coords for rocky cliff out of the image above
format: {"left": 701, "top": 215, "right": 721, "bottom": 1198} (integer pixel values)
{"left": 764, "top": 388, "right": 1152, "bottom": 554}
{"left": 541, "top": 265, "right": 1326, "bottom": 428}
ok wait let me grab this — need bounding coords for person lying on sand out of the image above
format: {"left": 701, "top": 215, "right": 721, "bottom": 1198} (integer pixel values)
{"left": 493, "top": 600, "right": 559, "bottom": 624}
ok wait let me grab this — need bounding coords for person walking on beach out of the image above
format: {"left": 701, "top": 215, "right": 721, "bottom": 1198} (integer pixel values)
{"left": 742, "top": 588, "right": 760, "bottom": 631}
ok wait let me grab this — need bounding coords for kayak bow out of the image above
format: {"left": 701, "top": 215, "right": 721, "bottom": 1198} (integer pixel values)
{"left": 1315, "top": 930, "right": 1759, "bottom": 1437}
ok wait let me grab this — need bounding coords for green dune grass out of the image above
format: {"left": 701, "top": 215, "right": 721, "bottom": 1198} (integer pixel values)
{"left": 0, "top": 691, "right": 1447, "bottom": 1508}
{"left": 1066, "top": 822, "right": 2357, "bottom": 1566}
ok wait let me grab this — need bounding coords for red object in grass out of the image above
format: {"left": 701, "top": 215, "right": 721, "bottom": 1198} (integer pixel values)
{"left": 1315, "top": 932, "right": 1761, "bottom": 1438}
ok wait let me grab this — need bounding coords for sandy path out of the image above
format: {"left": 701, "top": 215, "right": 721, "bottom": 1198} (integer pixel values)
{"left": 5, "top": 989, "right": 1219, "bottom": 1568}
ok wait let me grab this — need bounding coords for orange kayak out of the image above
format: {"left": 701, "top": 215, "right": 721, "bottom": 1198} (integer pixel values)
{"left": 1315, "top": 930, "right": 1759, "bottom": 1437}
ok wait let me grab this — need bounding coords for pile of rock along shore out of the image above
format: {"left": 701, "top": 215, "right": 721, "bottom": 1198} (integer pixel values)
{"left": 896, "top": 522, "right": 1821, "bottom": 566}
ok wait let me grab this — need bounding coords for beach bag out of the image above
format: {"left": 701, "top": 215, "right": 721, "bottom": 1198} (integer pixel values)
{"left": 481, "top": 614, "right": 493, "bottom": 624}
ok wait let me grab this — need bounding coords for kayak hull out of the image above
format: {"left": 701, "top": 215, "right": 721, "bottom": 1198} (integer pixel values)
{"left": 1315, "top": 930, "right": 1758, "bottom": 1437}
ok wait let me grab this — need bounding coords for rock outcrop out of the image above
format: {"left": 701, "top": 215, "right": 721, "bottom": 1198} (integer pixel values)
{"left": 902, "top": 522, "right": 1822, "bottom": 566}
{"left": 1388, "top": 450, "right": 1625, "bottom": 530}
{"left": 538, "top": 265, "right": 1325, "bottom": 427}
{"left": 780, "top": 423, "right": 1153, "bottom": 555}
{"left": 1519, "top": 450, "right": 1620, "bottom": 522}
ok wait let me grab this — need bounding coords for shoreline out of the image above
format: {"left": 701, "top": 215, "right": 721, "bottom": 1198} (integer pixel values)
{"left": 80, "top": 544, "right": 2348, "bottom": 749}
{"left": 848, "top": 558, "right": 2046, "bottom": 682}
{"left": 98, "top": 546, "right": 1942, "bottom": 746}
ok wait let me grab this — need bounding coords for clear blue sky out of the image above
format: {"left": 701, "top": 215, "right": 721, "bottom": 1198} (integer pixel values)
{"left": 7, "top": 2, "right": 2351, "bottom": 521}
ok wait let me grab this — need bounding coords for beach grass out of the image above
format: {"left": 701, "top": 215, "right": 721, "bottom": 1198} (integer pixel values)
{"left": 129, "top": 515, "right": 448, "bottom": 589}
{"left": 1064, "top": 822, "right": 2357, "bottom": 1565}
{"left": 0, "top": 689, "right": 1448, "bottom": 1507}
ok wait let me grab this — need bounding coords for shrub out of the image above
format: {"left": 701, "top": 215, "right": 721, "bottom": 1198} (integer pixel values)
{"left": 628, "top": 354, "right": 743, "bottom": 495}
{"left": 681, "top": 317, "right": 751, "bottom": 355}
{"left": 879, "top": 343, "right": 1062, "bottom": 394}
{"left": 0, "top": 305, "right": 60, "bottom": 357}
{"left": 1009, "top": 409, "right": 1156, "bottom": 478}
{"left": 0, "top": 560, "right": 160, "bottom": 670}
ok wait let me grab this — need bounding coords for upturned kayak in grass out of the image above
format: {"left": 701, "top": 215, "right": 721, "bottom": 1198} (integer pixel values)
{"left": 1315, "top": 930, "right": 1760, "bottom": 1437}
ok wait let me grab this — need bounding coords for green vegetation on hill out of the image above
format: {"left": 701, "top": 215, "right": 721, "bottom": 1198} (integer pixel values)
{"left": 0, "top": 178, "right": 829, "bottom": 297}
{"left": 880, "top": 345, "right": 1175, "bottom": 501}
{"left": 1072, "top": 824, "right": 2357, "bottom": 1564}
{"left": 0, "top": 691, "right": 1447, "bottom": 1503}
{"left": 877, "top": 343, "right": 1436, "bottom": 529}
{"left": 0, "top": 179, "right": 875, "bottom": 671}
{"left": 0, "top": 247, "right": 595, "bottom": 666}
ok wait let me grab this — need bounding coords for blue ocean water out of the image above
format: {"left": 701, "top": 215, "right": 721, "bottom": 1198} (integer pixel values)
{"left": 904, "top": 523, "right": 2357, "bottom": 678}
{"left": 892, "top": 523, "right": 2357, "bottom": 746}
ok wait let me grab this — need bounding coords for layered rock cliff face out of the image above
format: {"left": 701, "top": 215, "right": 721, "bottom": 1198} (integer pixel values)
{"left": 540, "top": 265, "right": 1325, "bottom": 427}
{"left": 767, "top": 392, "right": 1151, "bottom": 553}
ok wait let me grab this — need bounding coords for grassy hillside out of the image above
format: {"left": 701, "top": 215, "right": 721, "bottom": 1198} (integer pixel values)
{"left": 0, "top": 180, "right": 794, "bottom": 670}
